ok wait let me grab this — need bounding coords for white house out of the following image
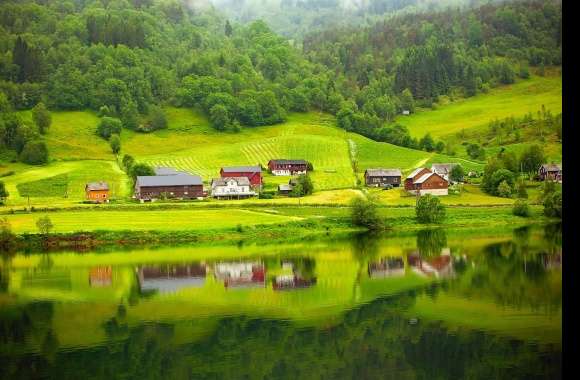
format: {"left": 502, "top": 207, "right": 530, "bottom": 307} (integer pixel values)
{"left": 211, "top": 177, "right": 256, "bottom": 199}
{"left": 431, "top": 163, "right": 459, "bottom": 182}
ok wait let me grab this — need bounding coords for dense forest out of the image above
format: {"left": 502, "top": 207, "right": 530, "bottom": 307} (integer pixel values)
{"left": 0, "top": 0, "right": 562, "bottom": 163}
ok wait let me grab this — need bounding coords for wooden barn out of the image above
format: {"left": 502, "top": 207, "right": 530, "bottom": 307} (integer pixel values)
{"left": 268, "top": 159, "right": 309, "bottom": 176}
{"left": 134, "top": 173, "right": 204, "bottom": 201}
{"left": 538, "top": 163, "right": 562, "bottom": 182}
{"left": 364, "top": 168, "right": 402, "bottom": 187}
{"left": 404, "top": 168, "right": 432, "bottom": 191}
{"left": 85, "top": 182, "right": 110, "bottom": 203}
{"left": 220, "top": 165, "right": 263, "bottom": 187}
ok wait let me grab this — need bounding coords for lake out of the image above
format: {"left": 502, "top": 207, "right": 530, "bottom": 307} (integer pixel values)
{"left": 0, "top": 224, "right": 562, "bottom": 379}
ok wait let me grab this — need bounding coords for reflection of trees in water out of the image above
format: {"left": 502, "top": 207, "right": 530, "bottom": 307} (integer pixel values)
{"left": 0, "top": 289, "right": 560, "bottom": 380}
{"left": 416, "top": 229, "right": 447, "bottom": 257}
{"left": 285, "top": 257, "right": 316, "bottom": 280}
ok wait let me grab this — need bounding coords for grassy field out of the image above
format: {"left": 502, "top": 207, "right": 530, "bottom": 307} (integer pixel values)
{"left": 397, "top": 73, "right": 562, "bottom": 139}
{"left": 3, "top": 208, "right": 302, "bottom": 233}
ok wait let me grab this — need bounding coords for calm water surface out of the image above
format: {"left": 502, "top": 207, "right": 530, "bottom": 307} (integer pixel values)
{"left": 0, "top": 225, "right": 562, "bottom": 379}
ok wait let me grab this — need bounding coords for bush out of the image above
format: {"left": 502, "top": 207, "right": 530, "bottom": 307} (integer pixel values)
{"left": 20, "top": 140, "right": 49, "bottom": 165}
{"left": 36, "top": 215, "right": 54, "bottom": 235}
{"left": 350, "top": 197, "right": 383, "bottom": 230}
{"left": 109, "top": 134, "right": 121, "bottom": 154}
{"left": 290, "top": 174, "right": 314, "bottom": 197}
{"left": 97, "top": 117, "right": 122, "bottom": 139}
{"left": 516, "top": 179, "right": 528, "bottom": 198}
{"left": 543, "top": 191, "right": 562, "bottom": 218}
{"left": 449, "top": 165, "right": 464, "bottom": 183}
{"left": 489, "top": 169, "right": 515, "bottom": 195}
{"left": 416, "top": 194, "right": 446, "bottom": 224}
{"left": 512, "top": 199, "right": 531, "bottom": 217}
{"left": 0, "top": 181, "right": 8, "bottom": 203}
{"left": 130, "top": 163, "right": 155, "bottom": 180}
{"left": 122, "top": 154, "right": 135, "bottom": 171}
{"left": 497, "top": 180, "right": 513, "bottom": 198}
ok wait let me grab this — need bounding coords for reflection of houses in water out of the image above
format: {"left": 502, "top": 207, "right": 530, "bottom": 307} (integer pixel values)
{"left": 368, "top": 257, "right": 405, "bottom": 278}
{"left": 273, "top": 259, "right": 317, "bottom": 291}
{"left": 214, "top": 261, "right": 265, "bottom": 289}
{"left": 408, "top": 251, "right": 454, "bottom": 278}
{"left": 89, "top": 266, "right": 112, "bottom": 287}
{"left": 541, "top": 251, "right": 562, "bottom": 270}
{"left": 137, "top": 264, "right": 207, "bottom": 294}
{"left": 273, "top": 275, "right": 316, "bottom": 290}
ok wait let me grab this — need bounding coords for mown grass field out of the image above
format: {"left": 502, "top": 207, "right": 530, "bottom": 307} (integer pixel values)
{"left": 3, "top": 208, "right": 302, "bottom": 233}
{"left": 397, "top": 73, "right": 562, "bottom": 139}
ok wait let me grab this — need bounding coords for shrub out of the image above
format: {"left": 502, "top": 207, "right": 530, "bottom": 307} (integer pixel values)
{"left": 0, "top": 181, "right": 8, "bottom": 203}
{"left": 512, "top": 199, "right": 531, "bottom": 217}
{"left": 497, "top": 180, "right": 513, "bottom": 198}
{"left": 20, "top": 140, "right": 49, "bottom": 165}
{"left": 516, "top": 179, "right": 528, "bottom": 198}
{"left": 416, "top": 194, "right": 446, "bottom": 224}
{"left": 543, "top": 191, "right": 562, "bottom": 218}
{"left": 290, "top": 174, "right": 314, "bottom": 197}
{"left": 97, "top": 117, "right": 122, "bottom": 139}
{"left": 350, "top": 197, "right": 383, "bottom": 230}
{"left": 36, "top": 215, "right": 54, "bottom": 235}
{"left": 109, "top": 134, "right": 121, "bottom": 154}
{"left": 489, "top": 169, "right": 514, "bottom": 195}
{"left": 32, "top": 102, "right": 51, "bottom": 134}
{"left": 130, "top": 163, "right": 155, "bottom": 180}
{"left": 449, "top": 165, "right": 464, "bottom": 183}
{"left": 122, "top": 154, "right": 135, "bottom": 171}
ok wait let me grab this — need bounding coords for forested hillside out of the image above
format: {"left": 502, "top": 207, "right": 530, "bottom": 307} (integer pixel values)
{"left": 0, "top": 0, "right": 561, "bottom": 164}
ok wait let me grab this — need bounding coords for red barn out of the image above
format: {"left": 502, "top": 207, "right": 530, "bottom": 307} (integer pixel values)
{"left": 220, "top": 165, "right": 262, "bottom": 187}
{"left": 404, "top": 168, "right": 431, "bottom": 190}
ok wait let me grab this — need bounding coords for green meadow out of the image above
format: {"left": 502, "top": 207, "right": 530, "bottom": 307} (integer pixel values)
{"left": 397, "top": 73, "right": 562, "bottom": 139}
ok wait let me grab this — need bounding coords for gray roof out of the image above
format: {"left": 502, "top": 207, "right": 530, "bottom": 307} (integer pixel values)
{"left": 136, "top": 174, "right": 202, "bottom": 187}
{"left": 541, "top": 163, "right": 561, "bottom": 171}
{"left": 154, "top": 167, "right": 189, "bottom": 176}
{"left": 221, "top": 165, "right": 261, "bottom": 173}
{"left": 415, "top": 172, "right": 447, "bottom": 184}
{"left": 211, "top": 177, "right": 251, "bottom": 187}
{"left": 431, "top": 163, "right": 458, "bottom": 173}
{"left": 278, "top": 184, "right": 293, "bottom": 191}
{"left": 365, "top": 168, "right": 402, "bottom": 177}
{"left": 86, "top": 182, "right": 109, "bottom": 191}
{"left": 407, "top": 168, "right": 429, "bottom": 179}
{"left": 269, "top": 159, "right": 308, "bottom": 165}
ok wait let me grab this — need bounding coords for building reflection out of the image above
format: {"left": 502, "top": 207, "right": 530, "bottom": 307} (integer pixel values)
{"left": 408, "top": 249, "right": 454, "bottom": 278}
{"left": 213, "top": 261, "right": 265, "bottom": 289}
{"left": 273, "top": 258, "right": 317, "bottom": 290}
{"left": 89, "top": 266, "right": 112, "bottom": 287}
{"left": 368, "top": 257, "right": 405, "bottom": 278}
{"left": 136, "top": 263, "right": 207, "bottom": 294}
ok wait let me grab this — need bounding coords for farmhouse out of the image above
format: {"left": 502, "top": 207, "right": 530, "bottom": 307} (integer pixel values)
{"left": 364, "top": 168, "right": 402, "bottom": 187}
{"left": 268, "top": 159, "right": 309, "bottom": 176}
{"left": 211, "top": 177, "right": 256, "bottom": 199}
{"left": 404, "top": 168, "right": 432, "bottom": 190}
{"left": 85, "top": 182, "right": 110, "bottom": 203}
{"left": 538, "top": 163, "right": 562, "bottom": 182}
{"left": 135, "top": 172, "right": 204, "bottom": 201}
{"left": 405, "top": 168, "right": 448, "bottom": 195}
{"left": 431, "top": 163, "right": 458, "bottom": 182}
{"left": 220, "top": 165, "right": 262, "bottom": 188}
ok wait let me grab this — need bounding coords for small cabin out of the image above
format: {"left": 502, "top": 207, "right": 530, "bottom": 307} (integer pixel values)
{"left": 364, "top": 168, "right": 402, "bottom": 187}
{"left": 85, "top": 182, "right": 110, "bottom": 203}
{"left": 538, "top": 163, "right": 562, "bottom": 182}
{"left": 278, "top": 184, "right": 293, "bottom": 195}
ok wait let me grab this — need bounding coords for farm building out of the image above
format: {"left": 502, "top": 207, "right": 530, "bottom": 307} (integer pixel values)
{"left": 364, "top": 168, "right": 402, "bottom": 187}
{"left": 268, "top": 159, "right": 310, "bottom": 176}
{"left": 404, "top": 168, "right": 432, "bottom": 190}
{"left": 85, "top": 182, "right": 110, "bottom": 203}
{"left": 405, "top": 168, "right": 448, "bottom": 195}
{"left": 135, "top": 173, "right": 204, "bottom": 201}
{"left": 211, "top": 177, "right": 256, "bottom": 199}
{"left": 220, "top": 165, "right": 262, "bottom": 187}
{"left": 538, "top": 163, "right": 562, "bottom": 182}
{"left": 431, "top": 163, "right": 458, "bottom": 182}
{"left": 278, "top": 184, "right": 293, "bottom": 195}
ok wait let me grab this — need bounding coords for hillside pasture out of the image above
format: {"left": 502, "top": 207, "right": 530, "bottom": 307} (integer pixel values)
{"left": 2, "top": 160, "right": 129, "bottom": 207}
{"left": 397, "top": 74, "right": 562, "bottom": 139}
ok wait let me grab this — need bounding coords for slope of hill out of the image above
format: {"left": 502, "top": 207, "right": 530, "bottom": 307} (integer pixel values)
{"left": 397, "top": 73, "right": 562, "bottom": 139}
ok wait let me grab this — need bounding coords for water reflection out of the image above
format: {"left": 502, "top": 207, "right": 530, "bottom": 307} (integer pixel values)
{"left": 0, "top": 224, "right": 562, "bottom": 379}
{"left": 137, "top": 263, "right": 207, "bottom": 294}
